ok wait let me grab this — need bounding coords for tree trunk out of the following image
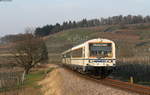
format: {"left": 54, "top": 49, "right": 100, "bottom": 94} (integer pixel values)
{"left": 22, "top": 71, "right": 26, "bottom": 83}
{"left": 25, "top": 67, "right": 31, "bottom": 74}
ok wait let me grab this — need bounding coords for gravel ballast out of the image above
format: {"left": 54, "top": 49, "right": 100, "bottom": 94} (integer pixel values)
{"left": 39, "top": 66, "right": 139, "bottom": 95}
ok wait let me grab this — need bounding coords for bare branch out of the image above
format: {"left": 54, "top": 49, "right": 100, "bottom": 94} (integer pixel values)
{"left": 9, "top": 33, "right": 48, "bottom": 74}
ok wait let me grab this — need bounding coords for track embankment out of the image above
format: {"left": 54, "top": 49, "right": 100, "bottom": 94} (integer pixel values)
{"left": 39, "top": 64, "right": 139, "bottom": 95}
{"left": 64, "top": 67, "right": 150, "bottom": 95}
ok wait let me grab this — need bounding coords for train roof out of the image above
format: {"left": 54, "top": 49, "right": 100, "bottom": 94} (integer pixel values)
{"left": 62, "top": 38, "right": 114, "bottom": 54}
{"left": 85, "top": 38, "right": 114, "bottom": 43}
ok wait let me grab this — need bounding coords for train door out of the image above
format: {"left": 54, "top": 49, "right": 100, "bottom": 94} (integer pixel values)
{"left": 70, "top": 51, "right": 72, "bottom": 65}
{"left": 83, "top": 47, "right": 85, "bottom": 66}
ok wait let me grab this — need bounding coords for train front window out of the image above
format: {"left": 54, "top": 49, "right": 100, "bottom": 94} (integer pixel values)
{"left": 89, "top": 43, "right": 112, "bottom": 58}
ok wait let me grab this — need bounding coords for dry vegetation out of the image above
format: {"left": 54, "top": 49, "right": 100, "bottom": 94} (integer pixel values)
{"left": 0, "top": 39, "right": 49, "bottom": 95}
{"left": 0, "top": 63, "right": 52, "bottom": 95}
{"left": 45, "top": 24, "right": 150, "bottom": 85}
{"left": 45, "top": 24, "right": 150, "bottom": 62}
{"left": 0, "top": 23, "right": 150, "bottom": 94}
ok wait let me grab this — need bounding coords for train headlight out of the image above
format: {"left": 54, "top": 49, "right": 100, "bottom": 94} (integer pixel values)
{"left": 106, "top": 60, "right": 108, "bottom": 62}
{"left": 89, "top": 60, "right": 91, "bottom": 62}
{"left": 89, "top": 60, "right": 93, "bottom": 63}
{"left": 113, "top": 60, "right": 116, "bottom": 63}
{"left": 110, "top": 60, "right": 113, "bottom": 62}
{"left": 107, "top": 60, "right": 113, "bottom": 63}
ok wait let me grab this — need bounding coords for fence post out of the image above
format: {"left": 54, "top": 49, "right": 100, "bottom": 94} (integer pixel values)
{"left": 130, "top": 76, "right": 134, "bottom": 84}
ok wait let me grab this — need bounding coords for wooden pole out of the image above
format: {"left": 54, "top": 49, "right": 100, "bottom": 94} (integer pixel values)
{"left": 130, "top": 76, "right": 134, "bottom": 84}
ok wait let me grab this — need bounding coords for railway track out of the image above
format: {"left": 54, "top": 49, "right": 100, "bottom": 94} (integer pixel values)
{"left": 101, "top": 78, "right": 150, "bottom": 95}
{"left": 64, "top": 67, "right": 150, "bottom": 95}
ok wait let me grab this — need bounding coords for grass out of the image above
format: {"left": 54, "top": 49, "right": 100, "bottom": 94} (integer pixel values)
{"left": 137, "top": 30, "right": 150, "bottom": 40}
{"left": 23, "top": 71, "right": 44, "bottom": 88}
{"left": 23, "top": 67, "right": 54, "bottom": 88}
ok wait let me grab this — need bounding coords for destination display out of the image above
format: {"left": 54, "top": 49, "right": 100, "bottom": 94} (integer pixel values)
{"left": 92, "top": 43, "right": 111, "bottom": 47}
{"left": 90, "top": 43, "right": 112, "bottom": 52}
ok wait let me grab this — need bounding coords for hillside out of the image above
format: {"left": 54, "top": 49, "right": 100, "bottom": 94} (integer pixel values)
{"left": 45, "top": 24, "right": 150, "bottom": 63}
{"left": 0, "top": 24, "right": 150, "bottom": 91}
{"left": 0, "top": 24, "right": 150, "bottom": 63}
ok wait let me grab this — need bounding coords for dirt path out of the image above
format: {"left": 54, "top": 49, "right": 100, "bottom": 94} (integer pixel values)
{"left": 39, "top": 65, "right": 139, "bottom": 95}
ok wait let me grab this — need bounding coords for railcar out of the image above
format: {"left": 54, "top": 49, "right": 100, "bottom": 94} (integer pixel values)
{"left": 62, "top": 38, "right": 116, "bottom": 78}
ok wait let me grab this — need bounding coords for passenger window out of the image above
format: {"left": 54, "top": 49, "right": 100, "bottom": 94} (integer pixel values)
{"left": 72, "top": 48, "right": 82, "bottom": 57}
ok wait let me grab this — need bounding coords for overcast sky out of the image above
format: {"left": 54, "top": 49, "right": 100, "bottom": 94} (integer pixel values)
{"left": 0, "top": 0, "right": 150, "bottom": 36}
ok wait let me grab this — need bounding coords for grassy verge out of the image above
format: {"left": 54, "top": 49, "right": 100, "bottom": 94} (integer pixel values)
{"left": 23, "top": 67, "right": 54, "bottom": 88}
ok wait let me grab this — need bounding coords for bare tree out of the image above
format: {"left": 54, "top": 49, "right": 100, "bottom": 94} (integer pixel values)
{"left": 10, "top": 33, "right": 48, "bottom": 74}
